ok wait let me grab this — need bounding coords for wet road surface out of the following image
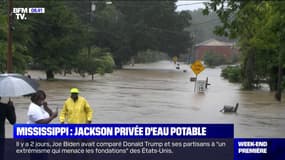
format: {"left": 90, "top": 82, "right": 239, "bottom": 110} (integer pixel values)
{"left": 3, "top": 61, "right": 285, "bottom": 138}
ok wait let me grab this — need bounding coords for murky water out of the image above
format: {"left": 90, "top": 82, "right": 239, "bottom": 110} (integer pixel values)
{"left": 3, "top": 61, "right": 285, "bottom": 138}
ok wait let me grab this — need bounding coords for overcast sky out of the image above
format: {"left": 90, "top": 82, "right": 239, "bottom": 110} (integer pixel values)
{"left": 176, "top": 1, "right": 209, "bottom": 11}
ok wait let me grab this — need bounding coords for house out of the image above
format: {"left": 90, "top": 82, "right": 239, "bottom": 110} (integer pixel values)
{"left": 194, "top": 39, "right": 239, "bottom": 61}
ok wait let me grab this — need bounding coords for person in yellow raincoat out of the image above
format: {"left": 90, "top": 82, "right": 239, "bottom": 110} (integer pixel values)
{"left": 60, "top": 88, "right": 93, "bottom": 124}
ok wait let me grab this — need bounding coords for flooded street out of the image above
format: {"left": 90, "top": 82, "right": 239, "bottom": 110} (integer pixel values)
{"left": 4, "top": 61, "right": 285, "bottom": 138}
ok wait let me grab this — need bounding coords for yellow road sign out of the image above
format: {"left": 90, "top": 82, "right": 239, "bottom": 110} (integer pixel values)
{"left": 172, "top": 56, "right": 178, "bottom": 64}
{"left": 191, "top": 60, "right": 205, "bottom": 75}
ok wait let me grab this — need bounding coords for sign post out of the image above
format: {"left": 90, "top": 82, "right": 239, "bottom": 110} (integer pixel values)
{"left": 190, "top": 60, "right": 205, "bottom": 92}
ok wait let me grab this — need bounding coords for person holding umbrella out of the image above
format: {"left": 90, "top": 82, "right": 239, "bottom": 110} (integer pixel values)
{"left": 0, "top": 97, "right": 16, "bottom": 138}
{"left": 0, "top": 73, "right": 39, "bottom": 159}
{"left": 27, "top": 90, "right": 58, "bottom": 124}
{"left": 0, "top": 98, "right": 16, "bottom": 160}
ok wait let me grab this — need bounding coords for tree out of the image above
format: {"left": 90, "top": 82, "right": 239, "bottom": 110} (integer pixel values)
{"left": 70, "top": 1, "right": 193, "bottom": 68}
{"left": 205, "top": 0, "right": 285, "bottom": 100}
{"left": 134, "top": 49, "right": 168, "bottom": 63}
{"left": 204, "top": 1, "right": 259, "bottom": 89}
{"left": 27, "top": 0, "right": 85, "bottom": 79}
{"left": 0, "top": 1, "right": 32, "bottom": 73}
{"left": 0, "top": 13, "right": 7, "bottom": 72}
{"left": 77, "top": 47, "right": 115, "bottom": 80}
{"left": 112, "top": 1, "right": 192, "bottom": 65}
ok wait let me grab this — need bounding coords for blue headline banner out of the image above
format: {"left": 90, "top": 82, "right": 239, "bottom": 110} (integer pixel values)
{"left": 13, "top": 124, "right": 233, "bottom": 139}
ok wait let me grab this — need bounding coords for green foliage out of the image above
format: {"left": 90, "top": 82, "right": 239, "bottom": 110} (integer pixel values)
{"left": 1, "top": 1, "right": 193, "bottom": 77}
{"left": 221, "top": 66, "right": 241, "bottom": 83}
{"left": 77, "top": 47, "right": 114, "bottom": 80}
{"left": 26, "top": 0, "right": 85, "bottom": 79}
{"left": 205, "top": 1, "right": 285, "bottom": 90}
{"left": 102, "top": 54, "right": 115, "bottom": 73}
{"left": 0, "top": 14, "right": 6, "bottom": 72}
{"left": 69, "top": 1, "right": 193, "bottom": 68}
{"left": 135, "top": 50, "right": 168, "bottom": 63}
{"left": 0, "top": 2, "right": 32, "bottom": 73}
{"left": 0, "top": 3, "right": 7, "bottom": 73}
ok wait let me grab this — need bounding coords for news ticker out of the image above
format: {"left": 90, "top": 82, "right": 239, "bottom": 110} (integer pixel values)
{"left": 6, "top": 124, "right": 233, "bottom": 160}
{"left": 8, "top": 124, "right": 285, "bottom": 160}
{"left": 14, "top": 124, "right": 233, "bottom": 138}
{"left": 2, "top": 138, "right": 283, "bottom": 160}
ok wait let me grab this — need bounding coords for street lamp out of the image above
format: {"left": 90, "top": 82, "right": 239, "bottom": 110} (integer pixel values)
{"left": 106, "top": 1, "right": 112, "bottom": 5}
{"left": 88, "top": 1, "right": 112, "bottom": 57}
{"left": 91, "top": 1, "right": 96, "bottom": 12}
{"left": 87, "top": 1, "right": 96, "bottom": 58}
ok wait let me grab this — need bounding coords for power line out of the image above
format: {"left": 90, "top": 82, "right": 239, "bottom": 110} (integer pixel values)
{"left": 176, "top": 2, "right": 206, "bottom": 7}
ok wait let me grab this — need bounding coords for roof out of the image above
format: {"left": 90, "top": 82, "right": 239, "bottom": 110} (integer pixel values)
{"left": 195, "top": 39, "right": 234, "bottom": 47}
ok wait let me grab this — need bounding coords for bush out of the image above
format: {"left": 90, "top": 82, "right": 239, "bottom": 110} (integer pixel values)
{"left": 102, "top": 53, "right": 115, "bottom": 73}
{"left": 221, "top": 66, "right": 241, "bottom": 83}
{"left": 134, "top": 49, "right": 168, "bottom": 63}
{"left": 204, "top": 52, "right": 226, "bottom": 67}
{"left": 76, "top": 48, "right": 115, "bottom": 79}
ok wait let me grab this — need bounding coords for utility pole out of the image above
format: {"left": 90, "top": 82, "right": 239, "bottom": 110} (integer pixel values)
{"left": 191, "top": 32, "right": 196, "bottom": 64}
{"left": 276, "top": 45, "right": 284, "bottom": 102}
{"left": 7, "top": 0, "right": 13, "bottom": 73}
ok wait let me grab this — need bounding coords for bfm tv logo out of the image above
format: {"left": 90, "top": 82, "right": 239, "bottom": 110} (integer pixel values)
{"left": 13, "top": 8, "right": 45, "bottom": 20}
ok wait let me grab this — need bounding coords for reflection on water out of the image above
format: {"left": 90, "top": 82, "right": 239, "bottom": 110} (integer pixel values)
{"left": 4, "top": 61, "right": 285, "bottom": 138}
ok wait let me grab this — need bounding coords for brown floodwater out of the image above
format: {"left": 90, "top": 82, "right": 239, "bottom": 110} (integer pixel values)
{"left": 3, "top": 61, "right": 285, "bottom": 138}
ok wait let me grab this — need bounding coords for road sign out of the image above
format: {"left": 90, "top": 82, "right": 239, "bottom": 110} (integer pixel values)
{"left": 191, "top": 60, "right": 205, "bottom": 75}
{"left": 190, "top": 60, "right": 205, "bottom": 92}
{"left": 191, "top": 61, "right": 205, "bottom": 75}
{"left": 196, "top": 80, "right": 206, "bottom": 92}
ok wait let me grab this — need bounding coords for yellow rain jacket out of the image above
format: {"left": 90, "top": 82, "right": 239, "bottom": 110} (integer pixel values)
{"left": 60, "top": 96, "right": 93, "bottom": 123}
